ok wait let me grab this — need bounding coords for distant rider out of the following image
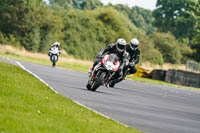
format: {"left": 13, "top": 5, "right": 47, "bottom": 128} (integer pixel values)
{"left": 48, "top": 42, "right": 61, "bottom": 56}
{"left": 89, "top": 38, "right": 127, "bottom": 87}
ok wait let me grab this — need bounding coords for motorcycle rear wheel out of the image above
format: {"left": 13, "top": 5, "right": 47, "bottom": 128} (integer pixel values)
{"left": 109, "top": 81, "right": 115, "bottom": 88}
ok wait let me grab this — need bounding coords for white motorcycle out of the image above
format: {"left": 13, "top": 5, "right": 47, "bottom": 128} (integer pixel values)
{"left": 49, "top": 47, "right": 60, "bottom": 67}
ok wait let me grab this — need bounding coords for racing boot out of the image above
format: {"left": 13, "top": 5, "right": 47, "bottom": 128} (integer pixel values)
{"left": 109, "top": 80, "right": 115, "bottom": 88}
{"left": 88, "top": 68, "right": 93, "bottom": 76}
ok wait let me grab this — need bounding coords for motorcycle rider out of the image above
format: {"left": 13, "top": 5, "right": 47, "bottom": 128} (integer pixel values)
{"left": 89, "top": 38, "right": 127, "bottom": 86}
{"left": 48, "top": 42, "right": 61, "bottom": 56}
{"left": 125, "top": 38, "right": 140, "bottom": 75}
{"left": 109, "top": 38, "right": 140, "bottom": 87}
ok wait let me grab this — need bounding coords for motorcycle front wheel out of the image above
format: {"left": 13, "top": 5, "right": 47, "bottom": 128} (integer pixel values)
{"left": 88, "top": 71, "right": 106, "bottom": 91}
{"left": 51, "top": 55, "right": 58, "bottom": 67}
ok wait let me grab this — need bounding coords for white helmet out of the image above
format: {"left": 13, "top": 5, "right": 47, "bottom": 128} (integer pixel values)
{"left": 130, "top": 38, "right": 139, "bottom": 51}
{"left": 53, "top": 42, "right": 60, "bottom": 47}
{"left": 116, "top": 38, "right": 126, "bottom": 53}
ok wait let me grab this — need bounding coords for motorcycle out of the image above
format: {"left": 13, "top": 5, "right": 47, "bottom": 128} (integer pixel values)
{"left": 86, "top": 53, "right": 120, "bottom": 91}
{"left": 49, "top": 47, "right": 60, "bottom": 67}
{"left": 108, "top": 51, "right": 131, "bottom": 87}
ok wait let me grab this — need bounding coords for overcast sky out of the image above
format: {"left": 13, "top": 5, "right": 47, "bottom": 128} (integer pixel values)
{"left": 100, "top": 0, "right": 157, "bottom": 10}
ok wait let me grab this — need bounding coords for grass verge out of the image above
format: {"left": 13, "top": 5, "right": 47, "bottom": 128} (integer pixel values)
{"left": 0, "top": 61, "right": 141, "bottom": 133}
{"left": 0, "top": 53, "right": 90, "bottom": 72}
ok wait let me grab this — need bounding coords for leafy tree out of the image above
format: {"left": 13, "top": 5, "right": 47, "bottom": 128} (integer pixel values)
{"left": 191, "top": 5, "right": 200, "bottom": 62}
{"left": 111, "top": 4, "right": 156, "bottom": 34}
{"left": 130, "top": 6, "right": 156, "bottom": 34}
{"left": 61, "top": 10, "right": 105, "bottom": 59}
{"left": 111, "top": 4, "right": 131, "bottom": 16}
{"left": 0, "top": 0, "right": 63, "bottom": 52}
{"left": 138, "top": 35, "right": 164, "bottom": 65}
{"left": 191, "top": 29, "right": 200, "bottom": 62}
{"left": 60, "top": 7, "right": 139, "bottom": 59}
{"left": 153, "top": 0, "right": 200, "bottom": 41}
{"left": 151, "top": 32, "right": 192, "bottom": 64}
{"left": 0, "top": 32, "right": 20, "bottom": 47}
{"left": 49, "top": 0, "right": 103, "bottom": 10}
{"left": 0, "top": 0, "right": 196, "bottom": 64}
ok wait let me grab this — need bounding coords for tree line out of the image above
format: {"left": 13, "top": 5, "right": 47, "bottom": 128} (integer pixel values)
{"left": 0, "top": 0, "right": 199, "bottom": 64}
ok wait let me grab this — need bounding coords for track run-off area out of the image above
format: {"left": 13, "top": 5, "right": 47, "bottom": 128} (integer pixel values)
{"left": 1, "top": 58, "right": 200, "bottom": 133}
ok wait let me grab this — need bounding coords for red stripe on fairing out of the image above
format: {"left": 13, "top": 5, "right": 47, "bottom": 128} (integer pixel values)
{"left": 113, "top": 61, "right": 120, "bottom": 72}
{"left": 107, "top": 55, "right": 110, "bottom": 61}
{"left": 101, "top": 57, "right": 105, "bottom": 64}
{"left": 113, "top": 67, "right": 119, "bottom": 72}
{"left": 101, "top": 55, "right": 109, "bottom": 64}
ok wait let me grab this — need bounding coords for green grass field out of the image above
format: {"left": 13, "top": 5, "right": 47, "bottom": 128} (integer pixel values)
{"left": 0, "top": 61, "right": 141, "bottom": 133}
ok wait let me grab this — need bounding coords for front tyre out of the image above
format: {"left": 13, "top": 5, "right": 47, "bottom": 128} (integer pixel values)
{"left": 52, "top": 61, "right": 56, "bottom": 67}
{"left": 86, "top": 80, "right": 92, "bottom": 90}
{"left": 90, "top": 72, "right": 106, "bottom": 91}
{"left": 51, "top": 54, "right": 58, "bottom": 67}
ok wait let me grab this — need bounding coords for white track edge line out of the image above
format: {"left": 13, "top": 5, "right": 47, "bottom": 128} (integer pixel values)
{"left": 15, "top": 61, "right": 58, "bottom": 94}
{"left": 73, "top": 101, "right": 129, "bottom": 127}
{"left": 14, "top": 60, "right": 129, "bottom": 128}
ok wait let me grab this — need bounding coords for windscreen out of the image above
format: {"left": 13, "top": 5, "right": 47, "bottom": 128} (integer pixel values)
{"left": 109, "top": 54, "right": 119, "bottom": 64}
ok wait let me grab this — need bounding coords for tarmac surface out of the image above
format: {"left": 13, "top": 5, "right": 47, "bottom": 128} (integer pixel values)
{"left": 1, "top": 58, "right": 200, "bottom": 133}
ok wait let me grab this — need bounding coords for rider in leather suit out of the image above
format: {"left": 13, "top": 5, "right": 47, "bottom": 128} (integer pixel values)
{"left": 109, "top": 38, "right": 140, "bottom": 87}
{"left": 89, "top": 38, "right": 127, "bottom": 87}
{"left": 126, "top": 38, "right": 140, "bottom": 75}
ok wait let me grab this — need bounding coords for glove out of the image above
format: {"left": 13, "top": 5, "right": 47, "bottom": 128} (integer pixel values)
{"left": 98, "top": 54, "right": 104, "bottom": 60}
{"left": 129, "top": 62, "right": 135, "bottom": 67}
{"left": 124, "top": 60, "right": 129, "bottom": 66}
{"left": 119, "top": 70, "right": 123, "bottom": 77}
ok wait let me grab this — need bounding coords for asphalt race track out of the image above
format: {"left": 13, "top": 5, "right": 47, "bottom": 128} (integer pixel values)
{"left": 1, "top": 58, "right": 200, "bottom": 133}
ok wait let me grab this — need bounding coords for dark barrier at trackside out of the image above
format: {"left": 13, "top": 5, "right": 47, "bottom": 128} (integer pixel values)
{"left": 151, "top": 69, "right": 200, "bottom": 88}
{"left": 165, "top": 69, "right": 200, "bottom": 88}
{"left": 151, "top": 69, "right": 167, "bottom": 81}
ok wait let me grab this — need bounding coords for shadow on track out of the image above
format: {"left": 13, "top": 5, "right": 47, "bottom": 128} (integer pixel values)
{"left": 112, "top": 86, "right": 137, "bottom": 93}
{"left": 64, "top": 84, "right": 118, "bottom": 96}
{"left": 94, "top": 90, "right": 118, "bottom": 96}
